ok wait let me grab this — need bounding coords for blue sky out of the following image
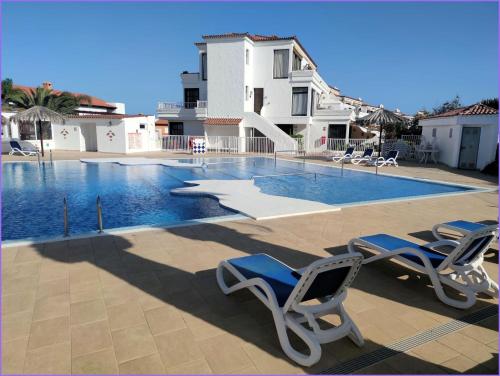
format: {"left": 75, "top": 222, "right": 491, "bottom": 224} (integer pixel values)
{"left": 1, "top": 1, "right": 498, "bottom": 115}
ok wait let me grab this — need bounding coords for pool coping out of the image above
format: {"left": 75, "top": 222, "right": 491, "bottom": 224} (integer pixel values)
{"left": 3, "top": 156, "right": 496, "bottom": 246}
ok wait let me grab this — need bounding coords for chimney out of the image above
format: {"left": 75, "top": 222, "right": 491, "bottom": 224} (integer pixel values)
{"left": 42, "top": 81, "right": 53, "bottom": 90}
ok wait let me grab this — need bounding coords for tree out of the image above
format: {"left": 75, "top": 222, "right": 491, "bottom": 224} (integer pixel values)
{"left": 1, "top": 78, "right": 24, "bottom": 109}
{"left": 6, "top": 86, "right": 91, "bottom": 156}
{"left": 432, "top": 95, "right": 462, "bottom": 115}
{"left": 480, "top": 98, "right": 498, "bottom": 109}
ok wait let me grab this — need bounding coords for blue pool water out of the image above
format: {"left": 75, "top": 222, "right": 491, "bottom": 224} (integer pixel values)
{"left": 2, "top": 157, "right": 475, "bottom": 241}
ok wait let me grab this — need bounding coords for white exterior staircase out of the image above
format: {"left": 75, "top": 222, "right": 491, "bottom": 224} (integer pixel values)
{"left": 242, "top": 112, "right": 298, "bottom": 152}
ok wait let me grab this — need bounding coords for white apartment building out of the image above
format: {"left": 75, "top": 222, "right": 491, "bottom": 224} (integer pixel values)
{"left": 157, "top": 33, "right": 364, "bottom": 152}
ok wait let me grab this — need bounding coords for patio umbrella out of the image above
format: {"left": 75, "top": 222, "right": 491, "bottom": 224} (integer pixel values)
{"left": 358, "top": 105, "right": 408, "bottom": 155}
{"left": 11, "top": 106, "right": 65, "bottom": 157}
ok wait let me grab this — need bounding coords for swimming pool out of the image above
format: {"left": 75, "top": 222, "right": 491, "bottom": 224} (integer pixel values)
{"left": 2, "top": 157, "right": 479, "bottom": 241}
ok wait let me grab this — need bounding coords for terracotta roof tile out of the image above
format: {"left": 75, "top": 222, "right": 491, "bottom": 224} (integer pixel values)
{"left": 424, "top": 104, "right": 498, "bottom": 119}
{"left": 13, "top": 85, "right": 116, "bottom": 109}
{"left": 155, "top": 119, "right": 169, "bottom": 125}
{"left": 203, "top": 117, "right": 242, "bottom": 126}
{"left": 66, "top": 114, "right": 148, "bottom": 119}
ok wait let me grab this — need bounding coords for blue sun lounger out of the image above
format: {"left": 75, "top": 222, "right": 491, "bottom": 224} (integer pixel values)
{"left": 432, "top": 220, "right": 498, "bottom": 240}
{"left": 332, "top": 147, "right": 355, "bottom": 163}
{"left": 348, "top": 224, "right": 498, "bottom": 309}
{"left": 217, "top": 253, "right": 364, "bottom": 366}
{"left": 8, "top": 140, "right": 39, "bottom": 156}
{"left": 351, "top": 148, "right": 374, "bottom": 165}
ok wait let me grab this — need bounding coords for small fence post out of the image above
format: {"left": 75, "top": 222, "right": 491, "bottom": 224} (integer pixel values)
{"left": 49, "top": 149, "right": 53, "bottom": 163}
{"left": 96, "top": 195, "right": 103, "bottom": 233}
{"left": 63, "top": 196, "right": 69, "bottom": 237}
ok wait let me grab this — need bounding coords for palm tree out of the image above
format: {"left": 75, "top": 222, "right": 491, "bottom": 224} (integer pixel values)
{"left": 1, "top": 78, "right": 24, "bottom": 110}
{"left": 6, "top": 86, "right": 91, "bottom": 156}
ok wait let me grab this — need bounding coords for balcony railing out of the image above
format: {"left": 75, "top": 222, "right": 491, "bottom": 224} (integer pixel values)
{"left": 157, "top": 101, "right": 208, "bottom": 113}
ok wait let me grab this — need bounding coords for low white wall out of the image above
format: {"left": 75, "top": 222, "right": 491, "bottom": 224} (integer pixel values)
{"left": 53, "top": 123, "right": 82, "bottom": 151}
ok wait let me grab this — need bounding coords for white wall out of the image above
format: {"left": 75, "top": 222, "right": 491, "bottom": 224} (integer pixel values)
{"left": 53, "top": 123, "right": 82, "bottom": 151}
{"left": 204, "top": 126, "right": 239, "bottom": 137}
{"left": 183, "top": 120, "right": 204, "bottom": 135}
{"left": 207, "top": 40, "right": 246, "bottom": 117}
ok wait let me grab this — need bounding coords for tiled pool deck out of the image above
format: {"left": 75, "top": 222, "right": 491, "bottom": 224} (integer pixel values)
{"left": 2, "top": 151, "right": 498, "bottom": 374}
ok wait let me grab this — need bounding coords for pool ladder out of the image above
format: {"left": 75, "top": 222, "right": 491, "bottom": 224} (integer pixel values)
{"left": 63, "top": 195, "right": 104, "bottom": 237}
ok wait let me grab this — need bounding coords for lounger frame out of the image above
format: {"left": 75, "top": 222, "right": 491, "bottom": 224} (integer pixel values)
{"left": 348, "top": 225, "right": 498, "bottom": 309}
{"left": 332, "top": 147, "right": 355, "bottom": 163}
{"left": 216, "top": 253, "right": 364, "bottom": 366}
{"left": 432, "top": 221, "right": 498, "bottom": 241}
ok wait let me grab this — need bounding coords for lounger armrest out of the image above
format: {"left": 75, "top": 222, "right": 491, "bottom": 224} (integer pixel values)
{"left": 425, "top": 239, "right": 461, "bottom": 249}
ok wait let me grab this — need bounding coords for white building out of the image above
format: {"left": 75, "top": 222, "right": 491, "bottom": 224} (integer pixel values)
{"left": 3, "top": 82, "right": 159, "bottom": 154}
{"left": 419, "top": 104, "right": 498, "bottom": 170}
{"left": 157, "top": 33, "right": 363, "bottom": 152}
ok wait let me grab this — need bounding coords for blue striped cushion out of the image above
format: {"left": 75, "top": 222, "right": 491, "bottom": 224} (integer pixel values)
{"left": 444, "top": 220, "right": 487, "bottom": 232}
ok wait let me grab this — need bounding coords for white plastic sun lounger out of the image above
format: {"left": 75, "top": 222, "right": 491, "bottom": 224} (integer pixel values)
{"left": 432, "top": 220, "right": 498, "bottom": 241}
{"left": 332, "top": 147, "right": 355, "bottom": 163}
{"left": 368, "top": 150, "right": 399, "bottom": 167}
{"left": 348, "top": 224, "right": 498, "bottom": 309}
{"left": 216, "top": 253, "right": 364, "bottom": 366}
{"left": 351, "top": 148, "right": 374, "bottom": 165}
{"left": 8, "top": 141, "right": 39, "bottom": 156}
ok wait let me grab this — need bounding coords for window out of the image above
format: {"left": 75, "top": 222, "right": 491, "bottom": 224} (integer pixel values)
{"left": 292, "top": 87, "right": 308, "bottom": 116}
{"left": 432, "top": 128, "right": 437, "bottom": 137}
{"left": 245, "top": 86, "right": 249, "bottom": 101}
{"left": 328, "top": 124, "right": 346, "bottom": 139}
{"left": 292, "top": 51, "right": 301, "bottom": 71}
{"left": 310, "top": 88, "right": 316, "bottom": 116}
{"left": 184, "top": 88, "right": 199, "bottom": 109}
{"left": 169, "top": 122, "right": 184, "bottom": 135}
{"left": 139, "top": 124, "right": 146, "bottom": 129}
{"left": 273, "top": 49, "right": 289, "bottom": 79}
{"left": 245, "top": 49, "right": 250, "bottom": 65}
{"left": 201, "top": 53, "right": 207, "bottom": 80}
{"left": 19, "top": 120, "right": 52, "bottom": 141}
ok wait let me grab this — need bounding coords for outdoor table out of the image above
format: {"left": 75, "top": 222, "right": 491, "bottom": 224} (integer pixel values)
{"left": 418, "top": 148, "right": 439, "bottom": 164}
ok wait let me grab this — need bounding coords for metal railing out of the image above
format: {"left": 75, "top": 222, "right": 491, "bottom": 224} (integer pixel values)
{"left": 326, "top": 138, "right": 377, "bottom": 152}
{"left": 157, "top": 101, "right": 208, "bottom": 111}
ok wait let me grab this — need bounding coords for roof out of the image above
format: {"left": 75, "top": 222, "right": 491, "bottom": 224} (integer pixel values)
{"left": 13, "top": 85, "right": 116, "bottom": 109}
{"left": 200, "top": 33, "right": 317, "bottom": 68}
{"left": 155, "top": 119, "right": 169, "bottom": 125}
{"left": 203, "top": 117, "right": 242, "bottom": 126}
{"left": 423, "top": 104, "right": 498, "bottom": 119}
{"left": 66, "top": 114, "right": 148, "bottom": 120}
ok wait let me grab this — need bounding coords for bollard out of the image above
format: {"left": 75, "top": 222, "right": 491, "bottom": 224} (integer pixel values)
{"left": 63, "top": 196, "right": 69, "bottom": 237}
{"left": 96, "top": 195, "right": 103, "bottom": 233}
{"left": 49, "top": 149, "right": 53, "bottom": 163}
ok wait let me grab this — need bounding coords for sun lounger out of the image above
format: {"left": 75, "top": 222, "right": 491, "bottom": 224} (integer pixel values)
{"left": 368, "top": 150, "right": 398, "bottom": 167}
{"left": 8, "top": 141, "right": 39, "bottom": 156}
{"left": 332, "top": 147, "right": 355, "bottom": 163}
{"left": 348, "top": 225, "right": 498, "bottom": 309}
{"left": 432, "top": 220, "right": 498, "bottom": 240}
{"left": 351, "top": 148, "right": 374, "bottom": 165}
{"left": 216, "top": 253, "right": 364, "bottom": 366}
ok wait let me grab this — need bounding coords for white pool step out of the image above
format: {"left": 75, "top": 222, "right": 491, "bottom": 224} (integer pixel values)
{"left": 80, "top": 158, "right": 204, "bottom": 168}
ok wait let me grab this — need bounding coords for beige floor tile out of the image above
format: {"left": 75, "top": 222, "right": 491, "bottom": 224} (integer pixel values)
{"left": 459, "top": 323, "right": 499, "bottom": 345}
{"left": 72, "top": 348, "right": 118, "bottom": 374}
{"left": 356, "top": 361, "right": 401, "bottom": 374}
{"left": 36, "top": 277, "right": 70, "bottom": 300}
{"left": 2, "top": 292, "right": 36, "bottom": 316}
{"left": 154, "top": 328, "right": 204, "bottom": 368}
{"left": 437, "top": 332, "right": 496, "bottom": 364}
{"left": 440, "top": 355, "right": 485, "bottom": 373}
{"left": 2, "top": 337, "right": 28, "bottom": 374}
{"left": 242, "top": 339, "right": 302, "bottom": 374}
{"left": 198, "top": 333, "right": 255, "bottom": 374}
{"left": 14, "top": 246, "right": 44, "bottom": 264}
{"left": 106, "top": 301, "right": 146, "bottom": 331}
{"left": 118, "top": 353, "right": 165, "bottom": 374}
{"left": 71, "top": 320, "right": 113, "bottom": 358}
{"left": 102, "top": 283, "right": 138, "bottom": 307}
{"left": 38, "top": 263, "right": 69, "bottom": 283}
{"left": 70, "top": 281, "right": 102, "bottom": 303}
{"left": 2, "top": 310, "right": 33, "bottom": 342}
{"left": 411, "top": 341, "right": 461, "bottom": 365}
{"left": 111, "top": 324, "right": 157, "bottom": 363}
{"left": 32, "top": 293, "right": 70, "bottom": 322}
{"left": 2, "top": 275, "right": 39, "bottom": 296}
{"left": 71, "top": 299, "right": 107, "bottom": 326}
{"left": 28, "top": 315, "right": 70, "bottom": 350}
{"left": 165, "top": 358, "right": 213, "bottom": 374}
{"left": 24, "top": 341, "right": 71, "bottom": 374}
{"left": 144, "top": 305, "right": 186, "bottom": 335}
{"left": 385, "top": 352, "right": 448, "bottom": 374}
{"left": 3, "top": 261, "right": 41, "bottom": 280}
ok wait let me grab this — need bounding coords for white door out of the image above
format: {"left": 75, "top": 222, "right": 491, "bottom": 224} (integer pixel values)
{"left": 81, "top": 123, "right": 98, "bottom": 151}
{"left": 458, "top": 127, "right": 481, "bottom": 169}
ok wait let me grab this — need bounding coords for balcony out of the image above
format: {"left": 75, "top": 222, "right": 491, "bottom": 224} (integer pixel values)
{"left": 156, "top": 101, "right": 208, "bottom": 119}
